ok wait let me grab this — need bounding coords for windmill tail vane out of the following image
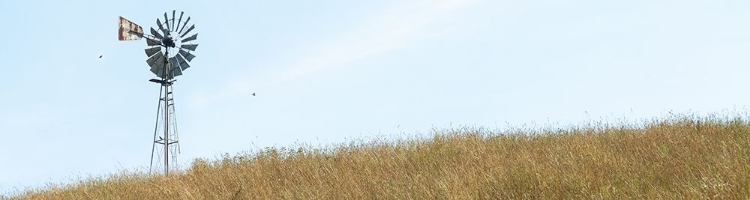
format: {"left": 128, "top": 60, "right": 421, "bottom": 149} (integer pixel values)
{"left": 118, "top": 16, "right": 144, "bottom": 41}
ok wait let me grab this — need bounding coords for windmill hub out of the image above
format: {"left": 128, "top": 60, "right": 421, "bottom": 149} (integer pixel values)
{"left": 162, "top": 36, "right": 176, "bottom": 48}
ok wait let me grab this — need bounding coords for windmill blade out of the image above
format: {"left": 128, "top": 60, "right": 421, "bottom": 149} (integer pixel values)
{"left": 169, "top": 56, "right": 183, "bottom": 77}
{"left": 176, "top": 54, "right": 191, "bottom": 70}
{"left": 163, "top": 12, "right": 170, "bottom": 31}
{"left": 180, "top": 25, "right": 195, "bottom": 38}
{"left": 150, "top": 27, "right": 164, "bottom": 39}
{"left": 181, "top": 33, "right": 197, "bottom": 43}
{"left": 150, "top": 55, "right": 166, "bottom": 78}
{"left": 156, "top": 18, "right": 167, "bottom": 35}
{"left": 175, "top": 11, "right": 184, "bottom": 33}
{"left": 178, "top": 49, "right": 196, "bottom": 61}
{"left": 146, "top": 51, "right": 164, "bottom": 68}
{"left": 146, "top": 37, "right": 161, "bottom": 46}
{"left": 171, "top": 67, "right": 183, "bottom": 78}
{"left": 171, "top": 10, "right": 176, "bottom": 32}
{"left": 151, "top": 64, "right": 165, "bottom": 78}
{"left": 145, "top": 46, "right": 161, "bottom": 57}
{"left": 180, "top": 44, "right": 198, "bottom": 51}
{"left": 169, "top": 56, "right": 181, "bottom": 71}
{"left": 179, "top": 17, "right": 191, "bottom": 34}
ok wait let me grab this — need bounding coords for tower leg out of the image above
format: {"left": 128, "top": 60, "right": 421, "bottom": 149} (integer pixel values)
{"left": 163, "top": 81, "right": 169, "bottom": 175}
{"left": 149, "top": 85, "right": 164, "bottom": 174}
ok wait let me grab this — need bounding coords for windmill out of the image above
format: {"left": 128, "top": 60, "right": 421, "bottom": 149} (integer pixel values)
{"left": 118, "top": 11, "right": 199, "bottom": 175}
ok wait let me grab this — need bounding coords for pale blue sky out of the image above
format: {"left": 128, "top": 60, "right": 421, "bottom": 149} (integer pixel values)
{"left": 2, "top": 0, "right": 750, "bottom": 193}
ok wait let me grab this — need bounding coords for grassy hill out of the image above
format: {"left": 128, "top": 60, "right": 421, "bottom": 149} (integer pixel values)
{"left": 8, "top": 115, "right": 750, "bottom": 199}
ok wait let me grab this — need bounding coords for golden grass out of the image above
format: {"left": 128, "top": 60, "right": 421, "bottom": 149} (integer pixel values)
{"left": 8, "top": 115, "right": 750, "bottom": 199}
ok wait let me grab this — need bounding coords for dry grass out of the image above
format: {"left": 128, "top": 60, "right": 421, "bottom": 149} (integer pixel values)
{"left": 8, "top": 115, "right": 750, "bottom": 199}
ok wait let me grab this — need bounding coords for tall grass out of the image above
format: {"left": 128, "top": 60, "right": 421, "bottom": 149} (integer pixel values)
{"left": 9, "top": 116, "right": 750, "bottom": 199}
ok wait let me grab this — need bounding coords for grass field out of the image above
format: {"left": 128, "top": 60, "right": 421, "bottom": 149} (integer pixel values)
{"left": 7, "top": 115, "right": 750, "bottom": 199}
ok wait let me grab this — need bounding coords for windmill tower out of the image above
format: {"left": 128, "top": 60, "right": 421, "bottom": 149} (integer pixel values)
{"left": 118, "top": 11, "right": 199, "bottom": 175}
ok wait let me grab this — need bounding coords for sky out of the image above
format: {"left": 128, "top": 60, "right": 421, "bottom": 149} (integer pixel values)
{"left": 2, "top": 0, "right": 750, "bottom": 194}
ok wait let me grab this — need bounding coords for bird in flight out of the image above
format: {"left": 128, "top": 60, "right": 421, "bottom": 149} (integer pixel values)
{"left": 252, "top": 93, "right": 256, "bottom": 96}
{"left": 99, "top": 55, "right": 103, "bottom": 58}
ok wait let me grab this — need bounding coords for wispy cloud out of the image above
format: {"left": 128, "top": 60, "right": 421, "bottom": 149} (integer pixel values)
{"left": 190, "top": 0, "right": 478, "bottom": 108}
{"left": 279, "top": 0, "right": 478, "bottom": 82}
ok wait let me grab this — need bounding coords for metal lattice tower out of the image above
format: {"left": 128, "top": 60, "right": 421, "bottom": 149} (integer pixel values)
{"left": 149, "top": 79, "right": 180, "bottom": 174}
{"left": 118, "top": 10, "right": 199, "bottom": 175}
